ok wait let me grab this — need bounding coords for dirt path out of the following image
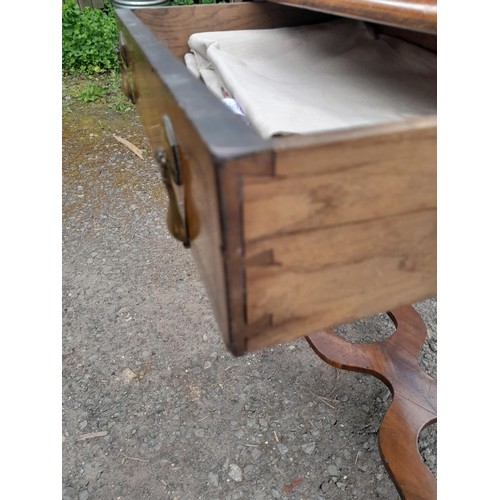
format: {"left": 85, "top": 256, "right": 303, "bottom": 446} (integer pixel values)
{"left": 62, "top": 75, "right": 436, "bottom": 500}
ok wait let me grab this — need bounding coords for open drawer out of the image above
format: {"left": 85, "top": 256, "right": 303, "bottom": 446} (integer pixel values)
{"left": 115, "top": 2, "right": 436, "bottom": 356}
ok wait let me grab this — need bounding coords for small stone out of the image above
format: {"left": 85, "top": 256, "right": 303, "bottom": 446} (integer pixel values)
{"left": 208, "top": 472, "right": 219, "bottom": 486}
{"left": 259, "top": 418, "right": 268, "bottom": 428}
{"left": 376, "top": 473, "right": 384, "bottom": 481}
{"left": 244, "top": 464, "right": 257, "bottom": 479}
{"left": 194, "top": 429, "right": 205, "bottom": 438}
{"left": 320, "top": 481, "right": 332, "bottom": 494}
{"left": 121, "top": 368, "right": 137, "bottom": 383}
{"left": 79, "top": 420, "right": 88, "bottom": 430}
{"left": 336, "top": 482, "right": 347, "bottom": 490}
{"left": 203, "top": 361, "right": 212, "bottom": 369}
{"left": 328, "top": 465, "right": 339, "bottom": 476}
{"left": 229, "top": 464, "right": 243, "bottom": 482}
{"left": 251, "top": 448, "right": 261, "bottom": 460}
{"left": 131, "top": 204, "right": 137, "bottom": 211}
{"left": 302, "top": 442, "right": 315, "bottom": 454}
{"left": 277, "top": 443, "right": 288, "bottom": 455}
{"left": 78, "top": 491, "right": 89, "bottom": 500}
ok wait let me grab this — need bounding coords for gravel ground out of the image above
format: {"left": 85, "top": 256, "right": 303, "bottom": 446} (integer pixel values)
{"left": 62, "top": 76, "right": 436, "bottom": 500}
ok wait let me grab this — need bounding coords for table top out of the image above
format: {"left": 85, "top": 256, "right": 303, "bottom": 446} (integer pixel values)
{"left": 266, "top": 0, "right": 437, "bottom": 33}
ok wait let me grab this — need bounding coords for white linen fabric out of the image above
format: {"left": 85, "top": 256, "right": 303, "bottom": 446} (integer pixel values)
{"left": 184, "top": 20, "right": 436, "bottom": 139}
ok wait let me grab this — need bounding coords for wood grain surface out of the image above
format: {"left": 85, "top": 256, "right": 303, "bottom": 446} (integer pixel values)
{"left": 116, "top": 11, "right": 231, "bottom": 344}
{"left": 307, "top": 305, "right": 437, "bottom": 499}
{"left": 117, "top": 8, "right": 437, "bottom": 354}
{"left": 267, "top": 0, "right": 437, "bottom": 33}
{"left": 134, "top": 3, "right": 332, "bottom": 60}
{"left": 244, "top": 119, "right": 436, "bottom": 351}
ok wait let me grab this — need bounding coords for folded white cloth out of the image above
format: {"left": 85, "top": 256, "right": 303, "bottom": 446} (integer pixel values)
{"left": 185, "top": 20, "right": 436, "bottom": 138}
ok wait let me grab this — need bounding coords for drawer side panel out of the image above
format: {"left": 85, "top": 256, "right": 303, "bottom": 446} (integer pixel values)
{"left": 116, "top": 14, "right": 231, "bottom": 343}
{"left": 134, "top": 3, "right": 332, "bottom": 60}
{"left": 243, "top": 120, "right": 436, "bottom": 350}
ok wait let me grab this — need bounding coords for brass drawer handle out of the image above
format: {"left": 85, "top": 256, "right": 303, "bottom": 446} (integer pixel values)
{"left": 155, "top": 115, "right": 191, "bottom": 248}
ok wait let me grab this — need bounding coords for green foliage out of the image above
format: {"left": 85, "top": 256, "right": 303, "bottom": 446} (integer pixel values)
{"left": 65, "top": 72, "right": 135, "bottom": 113}
{"left": 76, "top": 81, "right": 107, "bottom": 102}
{"left": 62, "top": 0, "right": 119, "bottom": 74}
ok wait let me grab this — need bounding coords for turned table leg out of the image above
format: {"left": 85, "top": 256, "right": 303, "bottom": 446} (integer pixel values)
{"left": 306, "top": 305, "right": 437, "bottom": 500}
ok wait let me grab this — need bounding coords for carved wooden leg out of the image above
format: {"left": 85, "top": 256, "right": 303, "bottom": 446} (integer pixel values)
{"left": 306, "top": 305, "right": 437, "bottom": 500}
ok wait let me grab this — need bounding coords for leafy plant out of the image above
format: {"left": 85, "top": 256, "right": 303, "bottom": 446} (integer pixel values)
{"left": 76, "top": 81, "right": 107, "bottom": 102}
{"left": 62, "top": 0, "right": 119, "bottom": 74}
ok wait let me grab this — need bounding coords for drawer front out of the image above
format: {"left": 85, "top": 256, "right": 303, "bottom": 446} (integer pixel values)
{"left": 116, "top": 4, "right": 436, "bottom": 355}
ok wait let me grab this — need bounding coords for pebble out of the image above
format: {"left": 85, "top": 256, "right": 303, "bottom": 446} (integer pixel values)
{"left": 229, "top": 464, "right": 243, "bottom": 482}
{"left": 78, "top": 491, "right": 89, "bottom": 500}
{"left": 302, "top": 442, "right": 315, "bottom": 454}
{"left": 328, "top": 465, "right": 339, "bottom": 476}
{"left": 194, "top": 429, "right": 205, "bottom": 438}
{"left": 79, "top": 420, "right": 88, "bottom": 430}
{"left": 336, "top": 482, "right": 347, "bottom": 490}
{"left": 259, "top": 418, "right": 268, "bottom": 428}
{"left": 243, "top": 464, "right": 257, "bottom": 479}
{"left": 277, "top": 443, "right": 288, "bottom": 455}
{"left": 208, "top": 472, "right": 219, "bottom": 487}
{"left": 203, "top": 361, "right": 212, "bottom": 369}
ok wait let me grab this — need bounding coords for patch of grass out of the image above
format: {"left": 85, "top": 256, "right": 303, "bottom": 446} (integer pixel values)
{"left": 63, "top": 72, "right": 135, "bottom": 114}
{"left": 76, "top": 81, "right": 107, "bottom": 102}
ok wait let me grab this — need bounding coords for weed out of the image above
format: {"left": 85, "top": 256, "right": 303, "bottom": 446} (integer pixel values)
{"left": 76, "top": 81, "right": 107, "bottom": 102}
